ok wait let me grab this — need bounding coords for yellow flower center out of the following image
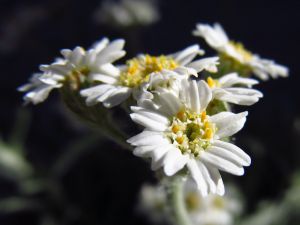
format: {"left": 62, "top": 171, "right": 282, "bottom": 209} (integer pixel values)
{"left": 212, "top": 196, "right": 225, "bottom": 209}
{"left": 169, "top": 110, "right": 216, "bottom": 158}
{"left": 65, "top": 66, "right": 90, "bottom": 90}
{"left": 185, "top": 191, "right": 201, "bottom": 211}
{"left": 118, "top": 55, "right": 178, "bottom": 88}
{"left": 229, "top": 41, "right": 253, "bottom": 63}
{"left": 206, "top": 76, "right": 220, "bottom": 88}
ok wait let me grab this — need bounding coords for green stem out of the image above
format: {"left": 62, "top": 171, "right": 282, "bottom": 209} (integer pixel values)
{"left": 60, "top": 87, "right": 131, "bottom": 150}
{"left": 167, "top": 176, "right": 192, "bottom": 225}
{"left": 95, "top": 121, "right": 131, "bottom": 151}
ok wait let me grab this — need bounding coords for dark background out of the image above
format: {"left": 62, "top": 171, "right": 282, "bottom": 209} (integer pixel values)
{"left": 0, "top": 0, "right": 300, "bottom": 224}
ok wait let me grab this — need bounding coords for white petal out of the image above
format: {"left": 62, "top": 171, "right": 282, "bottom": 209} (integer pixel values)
{"left": 157, "top": 92, "right": 182, "bottom": 117}
{"left": 89, "top": 73, "right": 117, "bottom": 84}
{"left": 222, "top": 88, "right": 263, "bottom": 97}
{"left": 96, "top": 50, "right": 126, "bottom": 65}
{"left": 127, "top": 131, "right": 169, "bottom": 146}
{"left": 61, "top": 49, "right": 72, "bottom": 58}
{"left": 207, "top": 146, "right": 248, "bottom": 167}
{"left": 151, "top": 145, "right": 173, "bottom": 170}
{"left": 151, "top": 145, "right": 170, "bottom": 169}
{"left": 190, "top": 80, "right": 201, "bottom": 113}
{"left": 104, "top": 39, "right": 125, "bottom": 52}
{"left": 180, "top": 79, "right": 191, "bottom": 108}
{"left": 69, "top": 47, "right": 85, "bottom": 65}
{"left": 133, "top": 145, "right": 155, "bottom": 157}
{"left": 210, "top": 111, "right": 248, "bottom": 138}
{"left": 40, "top": 63, "right": 72, "bottom": 76}
{"left": 213, "top": 140, "right": 251, "bottom": 166}
{"left": 193, "top": 23, "right": 229, "bottom": 49}
{"left": 250, "top": 57, "right": 289, "bottom": 80}
{"left": 163, "top": 148, "right": 188, "bottom": 176}
{"left": 131, "top": 107, "right": 170, "bottom": 125}
{"left": 172, "top": 44, "right": 204, "bottom": 66}
{"left": 219, "top": 73, "right": 259, "bottom": 87}
{"left": 213, "top": 88, "right": 262, "bottom": 106}
{"left": 92, "top": 37, "right": 109, "bottom": 53}
{"left": 252, "top": 68, "right": 269, "bottom": 80}
{"left": 96, "top": 87, "right": 118, "bottom": 102}
{"left": 130, "top": 110, "right": 169, "bottom": 132}
{"left": 197, "top": 161, "right": 217, "bottom": 194}
{"left": 187, "top": 159, "right": 208, "bottom": 196}
{"left": 205, "top": 163, "right": 225, "bottom": 195}
{"left": 200, "top": 151, "right": 244, "bottom": 176}
{"left": 80, "top": 85, "right": 115, "bottom": 106}
{"left": 95, "top": 39, "right": 125, "bottom": 64}
{"left": 80, "top": 84, "right": 112, "bottom": 97}
{"left": 103, "top": 87, "right": 131, "bottom": 108}
{"left": 187, "top": 57, "right": 219, "bottom": 73}
{"left": 198, "top": 80, "right": 212, "bottom": 112}
{"left": 23, "top": 85, "right": 56, "bottom": 104}
{"left": 98, "top": 63, "right": 120, "bottom": 77}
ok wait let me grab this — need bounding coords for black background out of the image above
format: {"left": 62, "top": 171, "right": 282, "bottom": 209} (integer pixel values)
{"left": 0, "top": 0, "right": 300, "bottom": 224}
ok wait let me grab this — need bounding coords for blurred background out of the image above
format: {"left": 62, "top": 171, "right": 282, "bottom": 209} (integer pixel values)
{"left": 0, "top": 0, "right": 300, "bottom": 224}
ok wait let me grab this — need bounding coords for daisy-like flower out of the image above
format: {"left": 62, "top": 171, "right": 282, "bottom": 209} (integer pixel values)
{"left": 127, "top": 79, "right": 251, "bottom": 196}
{"left": 19, "top": 38, "right": 125, "bottom": 104}
{"left": 137, "top": 57, "right": 220, "bottom": 105}
{"left": 138, "top": 183, "right": 168, "bottom": 224}
{"left": 193, "top": 23, "right": 289, "bottom": 80}
{"left": 206, "top": 73, "right": 263, "bottom": 106}
{"left": 184, "top": 180, "right": 243, "bottom": 225}
{"left": 80, "top": 45, "right": 219, "bottom": 108}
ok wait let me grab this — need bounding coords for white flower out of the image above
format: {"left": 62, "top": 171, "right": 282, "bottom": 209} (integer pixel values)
{"left": 80, "top": 45, "right": 219, "bottom": 108}
{"left": 193, "top": 23, "right": 289, "bottom": 80}
{"left": 184, "top": 180, "right": 243, "bottom": 225}
{"left": 206, "top": 73, "right": 263, "bottom": 106}
{"left": 18, "top": 73, "right": 62, "bottom": 105}
{"left": 19, "top": 38, "right": 125, "bottom": 104}
{"left": 138, "top": 180, "right": 243, "bottom": 225}
{"left": 136, "top": 57, "right": 220, "bottom": 104}
{"left": 138, "top": 183, "right": 167, "bottom": 224}
{"left": 127, "top": 79, "right": 251, "bottom": 196}
{"left": 95, "top": 0, "right": 160, "bottom": 28}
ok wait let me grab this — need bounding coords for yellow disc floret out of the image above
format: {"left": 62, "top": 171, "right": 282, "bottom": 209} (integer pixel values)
{"left": 118, "top": 55, "right": 178, "bottom": 88}
{"left": 65, "top": 66, "right": 90, "bottom": 90}
{"left": 168, "top": 109, "right": 216, "bottom": 158}
{"left": 185, "top": 191, "right": 201, "bottom": 212}
{"left": 206, "top": 77, "right": 220, "bottom": 88}
{"left": 229, "top": 41, "right": 253, "bottom": 63}
{"left": 219, "top": 41, "right": 254, "bottom": 77}
{"left": 212, "top": 195, "right": 226, "bottom": 209}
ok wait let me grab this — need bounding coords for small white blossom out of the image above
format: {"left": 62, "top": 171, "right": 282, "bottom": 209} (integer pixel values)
{"left": 19, "top": 38, "right": 125, "bottom": 104}
{"left": 206, "top": 73, "right": 263, "bottom": 106}
{"left": 193, "top": 23, "right": 289, "bottom": 80}
{"left": 136, "top": 57, "right": 219, "bottom": 107}
{"left": 138, "top": 181, "right": 243, "bottom": 225}
{"left": 94, "top": 0, "right": 160, "bottom": 28}
{"left": 128, "top": 79, "right": 251, "bottom": 196}
{"left": 185, "top": 180, "right": 243, "bottom": 225}
{"left": 80, "top": 45, "right": 219, "bottom": 108}
{"left": 138, "top": 183, "right": 167, "bottom": 224}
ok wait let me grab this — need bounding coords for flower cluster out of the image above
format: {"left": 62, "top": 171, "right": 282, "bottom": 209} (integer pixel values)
{"left": 19, "top": 23, "right": 288, "bottom": 199}
{"left": 139, "top": 180, "right": 243, "bottom": 225}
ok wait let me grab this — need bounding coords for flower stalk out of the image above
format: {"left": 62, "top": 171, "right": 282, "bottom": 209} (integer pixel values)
{"left": 167, "top": 175, "right": 192, "bottom": 225}
{"left": 60, "top": 86, "right": 130, "bottom": 150}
